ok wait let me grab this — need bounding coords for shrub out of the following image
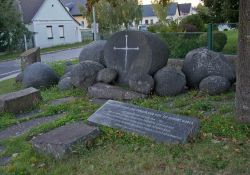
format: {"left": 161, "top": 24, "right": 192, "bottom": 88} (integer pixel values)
{"left": 148, "top": 20, "right": 182, "bottom": 33}
{"left": 157, "top": 33, "right": 204, "bottom": 58}
{"left": 180, "top": 14, "right": 205, "bottom": 32}
{"left": 199, "top": 31, "right": 227, "bottom": 52}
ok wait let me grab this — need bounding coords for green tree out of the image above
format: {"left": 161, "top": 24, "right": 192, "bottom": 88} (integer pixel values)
{"left": 201, "top": 0, "right": 239, "bottom": 23}
{"left": 196, "top": 3, "right": 210, "bottom": 24}
{"left": 86, "top": 0, "right": 142, "bottom": 34}
{"left": 151, "top": 0, "right": 171, "bottom": 24}
{"left": 180, "top": 14, "right": 205, "bottom": 32}
{"left": 0, "top": 0, "right": 28, "bottom": 51}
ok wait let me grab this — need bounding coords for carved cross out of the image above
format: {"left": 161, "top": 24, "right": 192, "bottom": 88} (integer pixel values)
{"left": 113, "top": 35, "right": 139, "bottom": 71}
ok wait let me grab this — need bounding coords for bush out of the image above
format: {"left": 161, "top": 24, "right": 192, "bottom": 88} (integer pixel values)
{"left": 157, "top": 33, "right": 206, "bottom": 58}
{"left": 199, "top": 31, "right": 227, "bottom": 52}
{"left": 180, "top": 14, "right": 205, "bottom": 32}
{"left": 148, "top": 20, "right": 182, "bottom": 33}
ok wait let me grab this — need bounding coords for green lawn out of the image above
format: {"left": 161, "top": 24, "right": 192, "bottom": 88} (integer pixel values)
{"left": 0, "top": 76, "right": 249, "bottom": 174}
{"left": 222, "top": 30, "right": 238, "bottom": 55}
{"left": 0, "top": 40, "right": 91, "bottom": 62}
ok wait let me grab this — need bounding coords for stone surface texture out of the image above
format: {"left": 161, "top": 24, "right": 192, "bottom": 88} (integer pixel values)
{"left": 199, "top": 76, "right": 231, "bottom": 95}
{"left": 15, "top": 73, "right": 23, "bottom": 83}
{"left": 96, "top": 68, "right": 118, "bottom": 84}
{"left": 0, "top": 114, "right": 64, "bottom": 140}
{"left": 0, "top": 87, "right": 42, "bottom": 114}
{"left": 129, "top": 74, "right": 154, "bottom": 94}
{"left": 58, "top": 77, "right": 73, "bottom": 91}
{"left": 79, "top": 40, "right": 107, "bottom": 65}
{"left": 20, "top": 47, "right": 41, "bottom": 71}
{"left": 88, "top": 100, "right": 200, "bottom": 144}
{"left": 154, "top": 67, "right": 186, "bottom": 96}
{"left": 71, "top": 61, "right": 104, "bottom": 90}
{"left": 31, "top": 122, "right": 100, "bottom": 158}
{"left": 22, "top": 63, "right": 59, "bottom": 89}
{"left": 104, "top": 31, "right": 169, "bottom": 84}
{"left": 167, "top": 59, "right": 184, "bottom": 71}
{"left": 88, "top": 83, "right": 147, "bottom": 100}
{"left": 182, "top": 48, "right": 235, "bottom": 88}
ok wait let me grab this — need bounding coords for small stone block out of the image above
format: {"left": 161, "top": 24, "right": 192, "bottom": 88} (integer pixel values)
{"left": 0, "top": 87, "right": 42, "bottom": 114}
{"left": 31, "top": 122, "right": 100, "bottom": 159}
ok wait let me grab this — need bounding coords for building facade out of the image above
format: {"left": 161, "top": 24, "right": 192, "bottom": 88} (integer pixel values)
{"left": 19, "top": 0, "right": 82, "bottom": 48}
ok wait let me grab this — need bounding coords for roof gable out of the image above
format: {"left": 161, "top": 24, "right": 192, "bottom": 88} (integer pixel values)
{"left": 19, "top": 0, "right": 44, "bottom": 24}
{"left": 167, "top": 3, "right": 178, "bottom": 16}
{"left": 142, "top": 3, "right": 178, "bottom": 17}
{"left": 178, "top": 3, "right": 192, "bottom": 14}
{"left": 61, "top": 0, "right": 87, "bottom": 16}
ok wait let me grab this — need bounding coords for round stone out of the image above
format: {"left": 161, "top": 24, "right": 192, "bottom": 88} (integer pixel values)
{"left": 199, "top": 76, "right": 231, "bottom": 95}
{"left": 182, "top": 48, "right": 235, "bottom": 88}
{"left": 79, "top": 40, "right": 107, "bottom": 65}
{"left": 71, "top": 61, "right": 104, "bottom": 90}
{"left": 96, "top": 68, "right": 118, "bottom": 84}
{"left": 22, "top": 63, "right": 59, "bottom": 89}
{"left": 58, "top": 77, "right": 73, "bottom": 91}
{"left": 129, "top": 74, "right": 154, "bottom": 94}
{"left": 104, "top": 31, "right": 169, "bottom": 84}
{"left": 154, "top": 67, "right": 186, "bottom": 96}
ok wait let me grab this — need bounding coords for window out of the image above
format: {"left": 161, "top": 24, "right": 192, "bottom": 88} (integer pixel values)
{"left": 81, "top": 21, "right": 85, "bottom": 27}
{"left": 47, "top": 26, "right": 53, "bottom": 39}
{"left": 59, "top": 25, "right": 64, "bottom": 38}
{"left": 145, "top": 20, "right": 148, "bottom": 25}
{"left": 150, "top": 19, "right": 154, "bottom": 24}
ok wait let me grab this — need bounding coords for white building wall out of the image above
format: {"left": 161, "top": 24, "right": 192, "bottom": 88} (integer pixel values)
{"left": 141, "top": 16, "right": 159, "bottom": 25}
{"left": 31, "top": 0, "right": 81, "bottom": 48}
{"left": 33, "top": 21, "right": 81, "bottom": 48}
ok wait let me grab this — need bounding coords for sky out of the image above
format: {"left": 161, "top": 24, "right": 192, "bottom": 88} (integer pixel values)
{"left": 142, "top": 0, "right": 201, "bottom": 7}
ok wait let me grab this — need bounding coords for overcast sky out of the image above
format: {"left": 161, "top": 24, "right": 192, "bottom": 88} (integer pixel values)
{"left": 142, "top": 0, "right": 201, "bottom": 7}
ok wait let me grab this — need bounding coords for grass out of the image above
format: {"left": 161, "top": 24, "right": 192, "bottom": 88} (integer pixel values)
{"left": 222, "top": 30, "right": 238, "bottom": 55}
{"left": 0, "top": 40, "right": 91, "bottom": 62}
{"left": 0, "top": 62, "right": 249, "bottom": 174}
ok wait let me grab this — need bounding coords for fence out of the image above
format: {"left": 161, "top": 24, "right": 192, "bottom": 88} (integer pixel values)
{"left": 208, "top": 23, "right": 238, "bottom": 55}
{"left": 152, "top": 23, "right": 238, "bottom": 58}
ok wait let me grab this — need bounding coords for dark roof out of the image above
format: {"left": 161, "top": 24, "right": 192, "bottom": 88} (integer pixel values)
{"left": 18, "top": 0, "right": 80, "bottom": 25}
{"left": 142, "top": 5, "right": 154, "bottom": 17}
{"left": 167, "top": 3, "right": 178, "bottom": 16}
{"left": 19, "top": 0, "right": 44, "bottom": 24}
{"left": 178, "top": 3, "right": 192, "bottom": 14}
{"left": 142, "top": 3, "right": 178, "bottom": 17}
{"left": 61, "top": 0, "right": 87, "bottom": 16}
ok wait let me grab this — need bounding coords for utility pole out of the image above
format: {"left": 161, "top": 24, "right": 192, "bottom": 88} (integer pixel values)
{"left": 92, "top": 6, "right": 97, "bottom": 41}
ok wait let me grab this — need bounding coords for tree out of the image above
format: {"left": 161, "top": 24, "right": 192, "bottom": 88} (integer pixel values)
{"left": 0, "top": 0, "right": 28, "bottom": 52}
{"left": 196, "top": 3, "right": 210, "bottom": 24}
{"left": 201, "top": 0, "right": 239, "bottom": 23}
{"left": 151, "top": 0, "right": 171, "bottom": 24}
{"left": 86, "top": 0, "right": 142, "bottom": 34}
{"left": 236, "top": 0, "right": 250, "bottom": 123}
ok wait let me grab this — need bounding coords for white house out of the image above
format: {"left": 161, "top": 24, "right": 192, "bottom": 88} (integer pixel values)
{"left": 18, "top": 0, "right": 82, "bottom": 48}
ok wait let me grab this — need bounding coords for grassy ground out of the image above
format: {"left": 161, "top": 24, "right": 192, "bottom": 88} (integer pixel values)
{"left": 0, "top": 62, "right": 249, "bottom": 174}
{"left": 222, "top": 30, "right": 238, "bottom": 55}
{"left": 0, "top": 40, "right": 91, "bottom": 62}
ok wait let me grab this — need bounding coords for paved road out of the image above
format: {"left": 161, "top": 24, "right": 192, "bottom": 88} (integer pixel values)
{"left": 0, "top": 48, "right": 82, "bottom": 80}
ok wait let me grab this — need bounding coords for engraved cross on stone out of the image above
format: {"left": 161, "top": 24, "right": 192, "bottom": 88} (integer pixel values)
{"left": 113, "top": 35, "right": 139, "bottom": 71}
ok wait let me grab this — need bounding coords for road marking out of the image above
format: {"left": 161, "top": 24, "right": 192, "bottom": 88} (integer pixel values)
{"left": 0, "top": 73, "right": 19, "bottom": 82}
{"left": 0, "top": 70, "right": 20, "bottom": 76}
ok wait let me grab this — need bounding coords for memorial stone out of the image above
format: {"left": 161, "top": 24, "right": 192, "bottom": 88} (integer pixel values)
{"left": 104, "top": 31, "right": 169, "bottom": 84}
{"left": 88, "top": 100, "right": 199, "bottom": 143}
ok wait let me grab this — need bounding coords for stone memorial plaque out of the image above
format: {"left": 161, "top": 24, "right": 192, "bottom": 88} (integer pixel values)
{"left": 88, "top": 100, "right": 199, "bottom": 144}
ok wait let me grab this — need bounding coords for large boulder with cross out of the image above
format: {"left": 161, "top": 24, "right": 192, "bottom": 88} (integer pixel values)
{"left": 104, "top": 31, "right": 169, "bottom": 85}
